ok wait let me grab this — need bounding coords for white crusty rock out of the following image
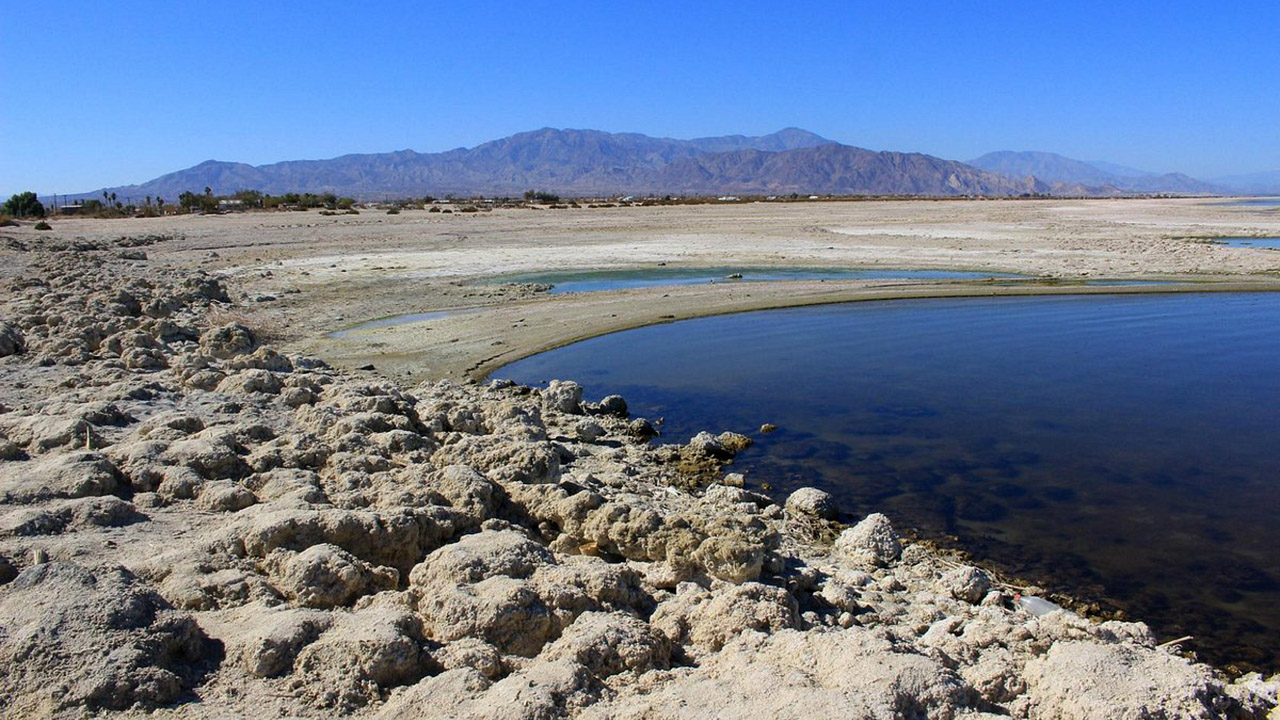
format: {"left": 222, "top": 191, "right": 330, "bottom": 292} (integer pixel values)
{"left": 580, "top": 628, "right": 965, "bottom": 720}
{"left": 542, "top": 379, "right": 584, "bottom": 414}
{"left": 290, "top": 608, "right": 430, "bottom": 711}
{"left": 835, "top": 512, "right": 901, "bottom": 568}
{"left": 785, "top": 486, "right": 839, "bottom": 520}
{"left": 0, "top": 563, "right": 214, "bottom": 713}
{"left": 265, "top": 543, "right": 399, "bottom": 609}
{"left": 939, "top": 564, "right": 992, "bottom": 605}
{"left": 652, "top": 581, "right": 799, "bottom": 654}
{"left": 0, "top": 451, "right": 122, "bottom": 503}
{"left": 1022, "top": 640, "right": 1255, "bottom": 719}
{"left": 541, "top": 610, "right": 672, "bottom": 677}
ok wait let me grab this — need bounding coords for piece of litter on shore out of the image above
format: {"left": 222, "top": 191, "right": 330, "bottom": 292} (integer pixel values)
{"left": 1016, "top": 594, "right": 1070, "bottom": 617}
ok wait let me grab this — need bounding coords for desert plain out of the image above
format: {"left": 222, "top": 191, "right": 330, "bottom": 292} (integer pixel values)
{"left": 1, "top": 197, "right": 1278, "bottom": 719}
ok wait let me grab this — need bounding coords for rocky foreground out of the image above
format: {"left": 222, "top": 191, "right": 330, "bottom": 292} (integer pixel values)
{"left": 0, "top": 246, "right": 1276, "bottom": 719}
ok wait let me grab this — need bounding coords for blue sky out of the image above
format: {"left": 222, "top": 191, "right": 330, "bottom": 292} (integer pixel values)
{"left": 2, "top": 1, "right": 1278, "bottom": 196}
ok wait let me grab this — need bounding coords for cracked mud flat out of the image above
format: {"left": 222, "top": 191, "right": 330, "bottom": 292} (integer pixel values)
{"left": 1, "top": 200, "right": 1279, "bottom": 719}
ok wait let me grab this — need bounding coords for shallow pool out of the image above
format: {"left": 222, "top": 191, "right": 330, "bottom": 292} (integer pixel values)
{"left": 493, "top": 292, "right": 1280, "bottom": 670}
{"left": 1214, "top": 237, "right": 1280, "bottom": 249}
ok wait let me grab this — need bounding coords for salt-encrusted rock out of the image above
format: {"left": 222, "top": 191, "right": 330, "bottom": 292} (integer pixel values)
{"left": 195, "top": 479, "right": 258, "bottom": 512}
{"left": 652, "top": 581, "right": 799, "bottom": 654}
{"left": 542, "top": 379, "right": 584, "bottom": 414}
{"left": 264, "top": 543, "right": 399, "bottom": 609}
{"left": 226, "top": 606, "right": 334, "bottom": 678}
{"left": 1022, "top": 640, "right": 1255, "bottom": 719}
{"left": 235, "top": 505, "right": 460, "bottom": 574}
{"left": 217, "top": 368, "right": 283, "bottom": 395}
{"left": 687, "top": 431, "right": 726, "bottom": 457}
{"left": 225, "top": 346, "right": 294, "bottom": 373}
{"left": 0, "top": 321, "right": 26, "bottom": 356}
{"left": 430, "top": 637, "right": 505, "bottom": 679}
{"left": 3, "top": 414, "right": 102, "bottom": 453}
{"left": 939, "top": 564, "right": 992, "bottom": 604}
{"left": 433, "top": 435, "right": 562, "bottom": 486}
{"left": 410, "top": 529, "right": 553, "bottom": 587}
{"left": 834, "top": 512, "right": 901, "bottom": 568}
{"left": 785, "top": 486, "right": 839, "bottom": 520}
{"left": 0, "top": 451, "right": 122, "bottom": 503}
{"left": 817, "top": 579, "right": 863, "bottom": 614}
{"left": 541, "top": 611, "right": 671, "bottom": 677}
{"left": 199, "top": 322, "right": 257, "bottom": 359}
{"left": 692, "top": 529, "right": 767, "bottom": 584}
{"left": 291, "top": 608, "right": 431, "bottom": 711}
{"left": 0, "top": 563, "right": 214, "bottom": 713}
{"left": 430, "top": 464, "right": 503, "bottom": 519}
{"left": 715, "top": 431, "right": 752, "bottom": 453}
{"left": 375, "top": 668, "right": 493, "bottom": 720}
{"left": 1, "top": 496, "right": 145, "bottom": 536}
{"left": 163, "top": 431, "right": 250, "bottom": 480}
{"left": 575, "top": 418, "right": 606, "bottom": 442}
{"left": 580, "top": 628, "right": 965, "bottom": 720}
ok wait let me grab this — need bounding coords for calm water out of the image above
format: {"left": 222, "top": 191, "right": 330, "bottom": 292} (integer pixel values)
{"left": 493, "top": 293, "right": 1280, "bottom": 670}
{"left": 498, "top": 266, "right": 1021, "bottom": 293}
{"left": 1215, "top": 237, "right": 1280, "bottom": 249}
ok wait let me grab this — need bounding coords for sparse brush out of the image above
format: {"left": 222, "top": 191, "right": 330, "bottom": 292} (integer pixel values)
{"left": 205, "top": 305, "right": 289, "bottom": 345}
{"left": 34, "top": 220, "right": 52, "bottom": 231}
{"left": 0, "top": 213, "right": 15, "bottom": 227}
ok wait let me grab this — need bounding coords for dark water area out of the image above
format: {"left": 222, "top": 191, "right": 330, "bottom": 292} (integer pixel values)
{"left": 498, "top": 266, "right": 1021, "bottom": 294}
{"left": 1215, "top": 237, "right": 1280, "bottom": 249}
{"left": 492, "top": 293, "right": 1280, "bottom": 671}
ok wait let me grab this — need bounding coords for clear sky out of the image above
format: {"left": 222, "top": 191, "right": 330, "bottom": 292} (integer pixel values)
{"left": 3, "top": 1, "right": 1278, "bottom": 196}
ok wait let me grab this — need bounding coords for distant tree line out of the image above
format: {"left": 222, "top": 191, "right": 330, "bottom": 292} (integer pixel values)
{"left": 3, "top": 191, "right": 46, "bottom": 218}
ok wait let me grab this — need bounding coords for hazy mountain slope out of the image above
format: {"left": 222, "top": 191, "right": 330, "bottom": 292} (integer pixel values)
{"left": 968, "top": 151, "right": 1118, "bottom": 187}
{"left": 660, "top": 145, "right": 1045, "bottom": 196}
{"left": 969, "top": 150, "right": 1221, "bottom": 194}
{"left": 1213, "top": 170, "right": 1280, "bottom": 194}
{"left": 1085, "top": 160, "right": 1156, "bottom": 178}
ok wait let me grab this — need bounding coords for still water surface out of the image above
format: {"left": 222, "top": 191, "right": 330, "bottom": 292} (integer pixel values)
{"left": 493, "top": 293, "right": 1280, "bottom": 670}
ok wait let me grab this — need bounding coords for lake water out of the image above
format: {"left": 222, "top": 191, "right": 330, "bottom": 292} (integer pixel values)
{"left": 1215, "top": 237, "right": 1280, "bottom": 249}
{"left": 1215, "top": 199, "right": 1280, "bottom": 207}
{"left": 498, "top": 267, "right": 1022, "bottom": 293}
{"left": 492, "top": 293, "right": 1280, "bottom": 671}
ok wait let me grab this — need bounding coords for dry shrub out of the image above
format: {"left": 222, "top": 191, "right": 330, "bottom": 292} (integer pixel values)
{"left": 205, "top": 305, "right": 290, "bottom": 345}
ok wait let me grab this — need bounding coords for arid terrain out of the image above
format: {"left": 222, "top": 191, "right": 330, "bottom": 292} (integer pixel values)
{"left": 1, "top": 198, "right": 1278, "bottom": 719}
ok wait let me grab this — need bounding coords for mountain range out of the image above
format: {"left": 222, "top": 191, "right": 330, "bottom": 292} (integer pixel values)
{"left": 966, "top": 151, "right": 1223, "bottom": 194}
{"left": 70, "top": 128, "right": 1274, "bottom": 201}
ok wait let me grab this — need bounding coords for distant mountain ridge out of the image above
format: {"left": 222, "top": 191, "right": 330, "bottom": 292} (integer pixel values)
{"left": 967, "top": 150, "right": 1223, "bottom": 194}
{"left": 75, "top": 128, "right": 1229, "bottom": 201}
